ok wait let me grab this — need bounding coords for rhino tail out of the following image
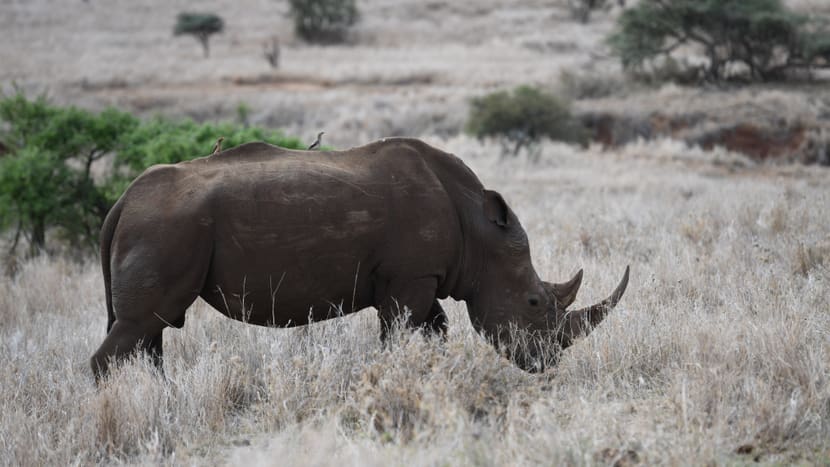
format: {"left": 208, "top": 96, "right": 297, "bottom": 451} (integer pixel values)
{"left": 100, "top": 196, "right": 125, "bottom": 334}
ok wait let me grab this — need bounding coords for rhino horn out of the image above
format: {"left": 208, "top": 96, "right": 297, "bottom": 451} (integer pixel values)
{"left": 550, "top": 269, "right": 583, "bottom": 309}
{"left": 556, "top": 266, "right": 629, "bottom": 348}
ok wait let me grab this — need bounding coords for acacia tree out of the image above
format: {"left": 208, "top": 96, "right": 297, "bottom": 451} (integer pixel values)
{"left": 0, "top": 93, "right": 307, "bottom": 257}
{"left": 288, "top": 0, "right": 359, "bottom": 43}
{"left": 0, "top": 93, "right": 137, "bottom": 255}
{"left": 609, "top": 0, "right": 830, "bottom": 82}
{"left": 174, "top": 13, "right": 224, "bottom": 58}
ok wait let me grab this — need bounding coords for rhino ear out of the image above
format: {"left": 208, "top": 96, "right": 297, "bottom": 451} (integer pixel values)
{"left": 483, "top": 190, "right": 510, "bottom": 228}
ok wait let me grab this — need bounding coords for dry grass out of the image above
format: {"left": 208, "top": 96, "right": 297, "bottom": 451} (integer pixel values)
{"left": 1, "top": 138, "right": 828, "bottom": 466}
{"left": 1, "top": 0, "right": 829, "bottom": 464}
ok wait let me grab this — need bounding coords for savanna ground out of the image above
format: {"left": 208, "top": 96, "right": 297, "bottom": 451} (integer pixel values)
{"left": 2, "top": 0, "right": 829, "bottom": 465}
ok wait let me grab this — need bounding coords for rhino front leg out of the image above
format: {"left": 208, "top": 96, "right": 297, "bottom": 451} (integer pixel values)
{"left": 374, "top": 276, "right": 438, "bottom": 341}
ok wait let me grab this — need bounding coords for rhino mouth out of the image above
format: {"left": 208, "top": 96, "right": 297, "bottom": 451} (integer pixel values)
{"left": 492, "top": 326, "right": 560, "bottom": 373}
{"left": 491, "top": 266, "right": 630, "bottom": 372}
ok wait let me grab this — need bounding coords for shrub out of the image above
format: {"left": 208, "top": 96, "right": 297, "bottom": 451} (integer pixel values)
{"left": 173, "top": 12, "right": 224, "bottom": 58}
{"left": 0, "top": 148, "right": 79, "bottom": 256}
{"left": 466, "top": 86, "right": 588, "bottom": 156}
{"left": 115, "top": 119, "right": 303, "bottom": 173}
{"left": 288, "top": 0, "right": 359, "bottom": 44}
{"left": 0, "top": 93, "right": 305, "bottom": 256}
{"left": 108, "top": 119, "right": 305, "bottom": 207}
{"left": 608, "top": 0, "right": 830, "bottom": 82}
{"left": 0, "top": 92, "right": 139, "bottom": 255}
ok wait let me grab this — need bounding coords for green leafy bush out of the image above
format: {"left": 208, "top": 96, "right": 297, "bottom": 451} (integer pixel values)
{"left": 174, "top": 12, "right": 224, "bottom": 57}
{"left": 0, "top": 92, "right": 304, "bottom": 256}
{"left": 466, "top": 86, "right": 588, "bottom": 156}
{"left": 0, "top": 148, "right": 78, "bottom": 256}
{"left": 609, "top": 0, "right": 830, "bottom": 82}
{"left": 0, "top": 93, "right": 138, "bottom": 255}
{"left": 116, "top": 119, "right": 302, "bottom": 170}
{"left": 288, "top": 0, "right": 359, "bottom": 44}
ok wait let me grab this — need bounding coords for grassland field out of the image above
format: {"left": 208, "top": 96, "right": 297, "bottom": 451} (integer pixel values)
{"left": 1, "top": 0, "right": 829, "bottom": 465}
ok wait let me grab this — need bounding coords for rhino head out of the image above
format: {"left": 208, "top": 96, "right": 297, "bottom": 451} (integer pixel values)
{"left": 463, "top": 190, "right": 629, "bottom": 372}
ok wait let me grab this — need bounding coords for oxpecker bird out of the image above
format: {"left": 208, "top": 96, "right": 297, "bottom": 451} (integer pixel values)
{"left": 308, "top": 131, "right": 324, "bottom": 150}
{"left": 212, "top": 137, "right": 225, "bottom": 155}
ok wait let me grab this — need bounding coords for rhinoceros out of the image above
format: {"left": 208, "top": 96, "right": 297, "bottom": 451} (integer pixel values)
{"left": 91, "top": 138, "right": 628, "bottom": 378}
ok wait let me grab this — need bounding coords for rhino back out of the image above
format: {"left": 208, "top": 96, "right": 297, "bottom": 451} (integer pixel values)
{"left": 114, "top": 140, "right": 463, "bottom": 325}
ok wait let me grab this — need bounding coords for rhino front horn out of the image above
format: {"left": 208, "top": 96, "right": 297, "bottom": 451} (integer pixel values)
{"left": 557, "top": 266, "right": 630, "bottom": 348}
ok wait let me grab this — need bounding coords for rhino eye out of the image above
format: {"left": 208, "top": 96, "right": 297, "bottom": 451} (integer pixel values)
{"left": 528, "top": 296, "right": 540, "bottom": 307}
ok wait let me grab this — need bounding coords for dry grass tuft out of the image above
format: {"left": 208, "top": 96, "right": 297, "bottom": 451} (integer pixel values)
{"left": 792, "top": 239, "right": 830, "bottom": 277}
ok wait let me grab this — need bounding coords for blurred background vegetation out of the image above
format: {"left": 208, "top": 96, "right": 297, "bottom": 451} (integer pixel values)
{"left": 0, "top": 91, "right": 304, "bottom": 257}
{"left": 1, "top": 0, "right": 829, "bottom": 259}
{"left": 174, "top": 12, "right": 225, "bottom": 58}
{"left": 611, "top": 0, "right": 830, "bottom": 82}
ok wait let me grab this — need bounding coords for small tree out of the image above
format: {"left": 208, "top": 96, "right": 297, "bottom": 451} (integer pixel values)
{"left": 0, "top": 92, "right": 138, "bottom": 255}
{"left": 466, "top": 86, "right": 588, "bottom": 156}
{"left": 174, "top": 13, "right": 224, "bottom": 58}
{"left": 609, "top": 0, "right": 830, "bottom": 82}
{"left": 0, "top": 148, "right": 77, "bottom": 256}
{"left": 288, "top": 0, "right": 359, "bottom": 44}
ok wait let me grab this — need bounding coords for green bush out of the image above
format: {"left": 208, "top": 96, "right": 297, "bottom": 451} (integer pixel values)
{"left": 110, "top": 118, "right": 304, "bottom": 197}
{"left": 174, "top": 12, "right": 224, "bottom": 57}
{"left": 0, "top": 148, "right": 79, "bottom": 256}
{"left": 288, "top": 0, "right": 359, "bottom": 44}
{"left": 609, "top": 0, "right": 830, "bottom": 82}
{"left": 466, "top": 86, "right": 588, "bottom": 156}
{"left": 0, "top": 93, "right": 138, "bottom": 255}
{"left": 0, "top": 92, "right": 305, "bottom": 256}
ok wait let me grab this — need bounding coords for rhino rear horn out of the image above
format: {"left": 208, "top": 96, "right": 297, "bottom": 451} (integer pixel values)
{"left": 551, "top": 269, "right": 583, "bottom": 308}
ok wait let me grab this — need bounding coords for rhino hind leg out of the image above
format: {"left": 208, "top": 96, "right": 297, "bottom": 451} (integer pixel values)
{"left": 91, "top": 262, "right": 205, "bottom": 381}
{"left": 375, "top": 276, "right": 439, "bottom": 341}
{"left": 92, "top": 225, "right": 212, "bottom": 381}
{"left": 90, "top": 319, "right": 166, "bottom": 381}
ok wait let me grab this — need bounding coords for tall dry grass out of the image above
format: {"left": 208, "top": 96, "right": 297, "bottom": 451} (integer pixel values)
{"left": 0, "top": 138, "right": 828, "bottom": 466}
